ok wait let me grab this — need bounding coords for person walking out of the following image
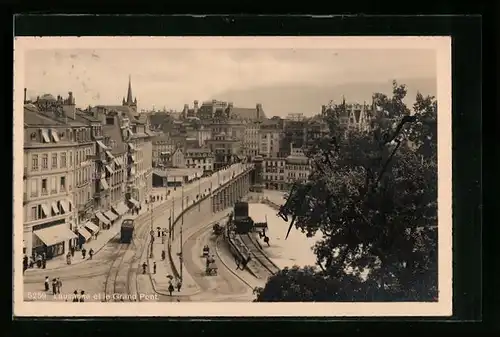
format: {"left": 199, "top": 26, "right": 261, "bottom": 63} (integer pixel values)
{"left": 89, "top": 248, "right": 94, "bottom": 260}
{"left": 44, "top": 276, "right": 49, "bottom": 291}
{"left": 51, "top": 278, "right": 57, "bottom": 295}
{"left": 72, "top": 290, "right": 79, "bottom": 302}
{"left": 81, "top": 248, "right": 87, "bottom": 259}
{"left": 142, "top": 262, "right": 147, "bottom": 274}
{"left": 153, "top": 262, "right": 157, "bottom": 274}
{"left": 176, "top": 279, "right": 182, "bottom": 292}
{"left": 161, "top": 250, "right": 166, "bottom": 261}
{"left": 79, "top": 290, "right": 85, "bottom": 302}
{"left": 168, "top": 283, "right": 174, "bottom": 296}
{"left": 56, "top": 278, "right": 62, "bottom": 294}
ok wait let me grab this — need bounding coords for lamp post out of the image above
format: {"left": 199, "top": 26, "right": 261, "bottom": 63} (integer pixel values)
{"left": 149, "top": 203, "right": 154, "bottom": 258}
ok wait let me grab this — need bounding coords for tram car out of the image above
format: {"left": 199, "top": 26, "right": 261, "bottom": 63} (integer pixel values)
{"left": 120, "top": 218, "right": 135, "bottom": 243}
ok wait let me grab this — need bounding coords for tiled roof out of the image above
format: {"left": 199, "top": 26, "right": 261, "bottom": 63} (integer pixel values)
{"left": 75, "top": 110, "right": 100, "bottom": 123}
{"left": 102, "top": 124, "right": 127, "bottom": 155}
{"left": 229, "top": 107, "right": 267, "bottom": 120}
{"left": 24, "top": 107, "right": 64, "bottom": 126}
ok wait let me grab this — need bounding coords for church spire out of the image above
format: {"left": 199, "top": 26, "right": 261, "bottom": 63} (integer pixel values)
{"left": 126, "top": 75, "right": 133, "bottom": 105}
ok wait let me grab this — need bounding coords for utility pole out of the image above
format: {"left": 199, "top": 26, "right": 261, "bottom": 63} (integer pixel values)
{"left": 198, "top": 177, "right": 201, "bottom": 211}
{"left": 149, "top": 203, "right": 154, "bottom": 258}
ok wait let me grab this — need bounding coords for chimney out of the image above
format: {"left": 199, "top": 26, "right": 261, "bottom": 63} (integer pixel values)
{"left": 321, "top": 105, "right": 326, "bottom": 114}
{"left": 24, "top": 88, "right": 27, "bottom": 104}
{"left": 193, "top": 100, "right": 199, "bottom": 114}
{"left": 256, "top": 103, "right": 262, "bottom": 119}
{"left": 183, "top": 104, "right": 189, "bottom": 114}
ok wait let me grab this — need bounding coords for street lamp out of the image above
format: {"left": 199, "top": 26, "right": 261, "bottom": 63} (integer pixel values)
{"left": 149, "top": 203, "right": 154, "bottom": 258}
{"left": 179, "top": 184, "right": 184, "bottom": 282}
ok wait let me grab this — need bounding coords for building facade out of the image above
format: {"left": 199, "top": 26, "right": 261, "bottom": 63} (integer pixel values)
{"left": 152, "top": 134, "right": 176, "bottom": 168}
{"left": 23, "top": 103, "right": 77, "bottom": 259}
{"left": 184, "top": 148, "right": 214, "bottom": 173}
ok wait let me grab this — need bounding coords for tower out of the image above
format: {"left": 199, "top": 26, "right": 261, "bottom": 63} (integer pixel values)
{"left": 122, "top": 75, "right": 138, "bottom": 113}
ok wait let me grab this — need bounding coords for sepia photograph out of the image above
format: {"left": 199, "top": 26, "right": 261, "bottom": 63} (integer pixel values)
{"left": 13, "top": 36, "right": 452, "bottom": 317}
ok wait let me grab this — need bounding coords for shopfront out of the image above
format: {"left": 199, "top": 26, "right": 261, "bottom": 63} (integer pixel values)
{"left": 84, "top": 221, "right": 100, "bottom": 235}
{"left": 76, "top": 226, "right": 92, "bottom": 250}
{"left": 95, "top": 211, "right": 111, "bottom": 230}
{"left": 112, "top": 202, "right": 129, "bottom": 219}
{"left": 32, "top": 221, "right": 78, "bottom": 259}
{"left": 104, "top": 210, "right": 118, "bottom": 224}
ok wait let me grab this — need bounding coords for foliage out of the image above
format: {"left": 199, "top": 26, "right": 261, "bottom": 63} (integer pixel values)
{"left": 256, "top": 81, "right": 438, "bottom": 302}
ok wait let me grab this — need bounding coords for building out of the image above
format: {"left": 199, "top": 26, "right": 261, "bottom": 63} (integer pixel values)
{"left": 286, "top": 113, "right": 306, "bottom": 121}
{"left": 94, "top": 76, "right": 154, "bottom": 207}
{"left": 152, "top": 134, "right": 176, "bottom": 168}
{"left": 284, "top": 145, "right": 311, "bottom": 189}
{"left": 206, "top": 132, "right": 242, "bottom": 170}
{"left": 23, "top": 100, "right": 78, "bottom": 259}
{"left": 263, "top": 157, "right": 286, "bottom": 190}
{"left": 321, "top": 98, "right": 373, "bottom": 132}
{"left": 171, "top": 148, "right": 185, "bottom": 168}
{"left": 259, "top": 118, "right": 284, "bottom": 158}
{"left": 184, "top": 148, "right": 214, "bottom": 173}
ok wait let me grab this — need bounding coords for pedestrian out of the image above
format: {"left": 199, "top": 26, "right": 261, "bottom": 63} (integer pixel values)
{"left": 51, "top": 278, "right": 57, "bottom": 295}
{"left": 44, "top": 276, "right": 49, "bottom": 291}
{"left": 23, "top": 255, "right": 28, "bottom": 274}
{"left": 36, "top": 254, "right": 42, "bottom": 268}
{"left": 264, "top": 236, "right": 270, "bottom": 246}
{"left": 153, "top": 262, "right": 157, "bottom": 274}
{"left": 168, "top": 283, "right": 174, "bottom": 296}
{"left": 57, "top": 278, "right": 62, "bottom": 294}
{"left": 70, "top": 246, "right": 75, "bottom": 257}
{"left": 161, "top": 250, "right": 166, "bottom": 261}
{"left": 82, "top": 248, "right": 87, "bottom": 259}
{"left": 157, "top": 229, "right": 160, "bottom": 238}
{"left": 72, "top": 290, "right": 79, "bottom": 302}
{"left": 89, "top": 248, "right": 94, "bottom": 260}
{"left": 142, "top": 262, "right": 147, "bottom": 274}
{"left": 79, "top": 290, "right": 85, "bottom": 302}
{"left": 176, "top": 280, "right": 182, "bottom": 292}
{"left": 42, "top": 258, "right": 46, "bottom": 269}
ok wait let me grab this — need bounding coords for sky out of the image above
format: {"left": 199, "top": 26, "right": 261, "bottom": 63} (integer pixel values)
{"left": 24, "top": 48, "right": 437, "bottom": 114}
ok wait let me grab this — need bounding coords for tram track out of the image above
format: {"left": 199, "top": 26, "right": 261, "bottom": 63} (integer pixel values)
{"left": 239, "top": 233, "right": 280, "bottom": 278}
{"left": 102, "top": 214, "right": 151, "bottom": 302}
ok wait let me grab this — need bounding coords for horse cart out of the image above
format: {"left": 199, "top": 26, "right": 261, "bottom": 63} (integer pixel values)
{"left": 206, "top": 260, "right": 218, "bottom": 276}
{"left": 212, "top": 222, "right": 223, "bottom": 236}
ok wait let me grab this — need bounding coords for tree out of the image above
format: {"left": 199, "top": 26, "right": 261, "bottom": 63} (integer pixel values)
{"left": 257, "top": 82, "right": 438, "bottom": 302}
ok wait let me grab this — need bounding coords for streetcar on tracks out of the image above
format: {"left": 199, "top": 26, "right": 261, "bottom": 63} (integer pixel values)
{"left": 120, "top": 218, "right": 135, "bottom": 243}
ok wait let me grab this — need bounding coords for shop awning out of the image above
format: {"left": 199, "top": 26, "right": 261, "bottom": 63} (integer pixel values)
{"left": 41, "top": 203, "right": 51, "bottom": 217}
{"left": 112, "top": 202, "right": 129, "bottom": 216}
{"left": 51, "top": 202, "right": 60, "bottom": 215}
{"left": 128, "top": 143, "right": 137, "bottom": 151}
{"left": 105, "top": 151, "right": 115, "bottom": 159}
{"left": 114, "top": 158, "right": 122, "bottom": 167}
{"left": 59, "top": 200, "right": 70, "bottom": 213}
{"left": 95, "top": 212, "right": 110, "bottom": 225}
{"left": 100, "top": 179, "right": 109, "bottom": 190}
{"left": 105, "top": 165, "right": 114, "bottom": 175}
{"left": 50, "top": 129, "right": 60, "bottom": 142}
{"left": 104, "top": 210, "right": 118, "bottom": 221}
{"left": 84, "top": 221, "right": 100, "bottom": 233}
{"left": 41, "top": 129, "right": 50, "bottom": 143}
{"left": 130, "top": 154, "right": 136, "bottom": 162}
{"left": 96, "top": 140, "right": 109, "bottom": 150}
{"left": 128, "top": 198, "right": 140, "bottom": 207}
{"left": 77, "top": 227, "right": 92, "bottom": 240}
{"left": 34, "top": 224, "right": 77, "bottom": 247}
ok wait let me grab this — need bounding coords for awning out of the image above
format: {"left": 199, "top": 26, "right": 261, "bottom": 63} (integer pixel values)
{"left": 51, "top": 202, "right": 60, "bottom": 215}
{"left": 128, "top": 143, "right": 137, "bottom": 151}
{"left": 105, "top": 151, "right": 115, "bottom": 160}
{"left": 104, "top": 210, "right": 118, "bottom": 221}
{"left": 84, "top": 221, "right": 100, "bottom": 233}
{"left": 114, "top": 158, "right": 121, "bottom": 167}
{"left": 130, "top": 154, "right": 136, "bottom": 162}
{"left": 41, "top": 129, "right": 50, "bottom": 143}
{"left": 105, "top": 165, "right": 114, "bottom": 175}
{"left": 96, "top": 140, "right": 109, "bottom": 150}
{"left": 77, "top": 227, "right": 92, "bottom": 240}
{"left": 100, "top": 179, "right": 109, "bottom": 190}
{"left": 60, "top": 200, "right": 70, "bottom": 213}
{"left": 112, "top": 202, "right": 128, "bottom": 216}
{"left": 95, "top": 212, "right": 110, "bottom": 225}
{"left": 128, "top": 198, "right": 140, "bottom": 207}
{"left": 51, "top": 129, "right": 60, "bottom": 142}
{"left": 128, "top": 129, "right": 135, "bottom": 136}
{"left": 41, "top": 204, "right": 50, "bottom": 217}
{"left": 34, "top": 224, "right": 78, "bottom": 247}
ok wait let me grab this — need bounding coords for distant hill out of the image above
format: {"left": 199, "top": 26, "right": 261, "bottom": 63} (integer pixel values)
{"left": 212, "top": 78, "right": 436, "bottom": 117}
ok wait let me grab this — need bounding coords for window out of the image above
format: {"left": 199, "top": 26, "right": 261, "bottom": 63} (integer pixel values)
{"left": 69, "top": 152, "right": 73, "bottom": 166}
{"left": 30, "top": 179, "right": 38, "bottom": 197}
{"left": 51, "top": 153, "right": 57, "bottom": 168}
{"left": 41, "top": 154, "right": 48, "bottom": 169}
{"left": 60, "top": 176, "right": 66, "bottom": 191}
{"left": 30, "top": 132, "right": 36, "bottom": 141}
{"left": 61, "top": 152, "right": 67, "bottom": 167}
{"left": 30, "top": 206, "right": 37, "bottom": 221}
{"left": 41, "top": 179, "right": 47, "bottom": 195}
{"left": 31, "top": 154, "right": 39, "bottom": 170}
{"left": 51, "top": 177, "right": 57, "bottom": 193}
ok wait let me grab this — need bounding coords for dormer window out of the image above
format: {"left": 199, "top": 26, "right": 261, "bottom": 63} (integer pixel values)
{"left": 30, "top": 132, "right": 36, "bottom": 141}
{"left": 58, "top": 131, "right": 65, "bottom": 139}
